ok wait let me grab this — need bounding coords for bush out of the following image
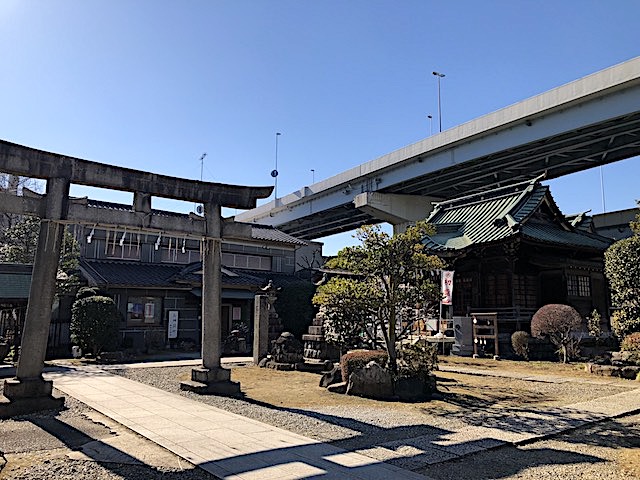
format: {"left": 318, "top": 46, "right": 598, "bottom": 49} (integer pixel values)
{"left": 587, "top": 309, "right": 602, "bottom": 339}
{"left": 71, "top": 295, "right": 120, "bottom": 356}
{"left": 340, "top": 350, "right": 388, "bottom": 382}
{"left": 610, "top": 309, "right": 640, "bottom": 341}
{"left": 621, "top": 332, "right": 640, "bottom": 353}
{"left": 531, "top": 304, "right": 583, "bottom": 363}
{"left": 604, "top": 235, "right": 640, "bottom": 338}
{"left": 511, "top": 331, "right": 530, "bottom": 360}
{"left": 396, "top": 341, "right": 438, "bottom": 380}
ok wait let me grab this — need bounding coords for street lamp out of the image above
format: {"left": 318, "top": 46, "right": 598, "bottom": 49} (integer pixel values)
{"left": 271, "top": 132, "right": 281, "bottom": 200}
{"left": 432, "top": 71, "right": 445, "bottom": 132}
{"left": 427, "top": 115, "right": 433, "bottom": 136}
{"left": 311, "top": 168, "right": 315, "bottom": 184}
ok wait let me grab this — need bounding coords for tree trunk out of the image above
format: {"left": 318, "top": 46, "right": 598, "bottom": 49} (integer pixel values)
{"left": 387, "top": 307, "right": 397, "bottom": 374}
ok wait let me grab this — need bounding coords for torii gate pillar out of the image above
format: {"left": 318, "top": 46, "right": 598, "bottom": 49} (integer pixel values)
{"left": 180, "top": 203, "right": 240, "bottom": 395}
{"left": 1, "top": 178, "right": 69, "bottom": 416}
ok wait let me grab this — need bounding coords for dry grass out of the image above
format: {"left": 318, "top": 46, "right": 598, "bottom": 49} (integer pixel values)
{"left": 439, "top": 355, "right": 593, "bottom": 377}
{"left": 200, "top": 363, "right": 633, "bottom": 416}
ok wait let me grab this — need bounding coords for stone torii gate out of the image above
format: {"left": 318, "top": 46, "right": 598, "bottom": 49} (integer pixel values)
{"left": 0, "top": 140, "right": 272, "bottom": 417}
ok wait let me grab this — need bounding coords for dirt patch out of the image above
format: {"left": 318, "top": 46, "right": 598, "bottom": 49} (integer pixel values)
{"left": 619, "top": 447, "right": 640, "bottom": 479}
{"left": 221, "top": 365, "right": 631, "bottom": 414}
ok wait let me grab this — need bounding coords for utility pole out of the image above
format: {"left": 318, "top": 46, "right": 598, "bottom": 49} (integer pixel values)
{"left": 271, "top": 132, "right": 281, "bottom": 200}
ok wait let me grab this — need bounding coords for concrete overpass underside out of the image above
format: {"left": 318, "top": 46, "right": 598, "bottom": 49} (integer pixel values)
{"left": 281, "top": 109, "right": 640, "bottom": 240}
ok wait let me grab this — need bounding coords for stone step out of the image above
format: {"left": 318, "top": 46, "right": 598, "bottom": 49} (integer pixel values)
{"left": 302, "top": 334, "right": 324, "bottom": 342}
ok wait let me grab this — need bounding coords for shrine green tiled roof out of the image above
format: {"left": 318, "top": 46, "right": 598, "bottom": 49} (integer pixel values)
{"left": 520, "top": 222, "right": 612, "bottom": 250}
{"left": 423, "top": 179, "right": 612, "bottom": 252}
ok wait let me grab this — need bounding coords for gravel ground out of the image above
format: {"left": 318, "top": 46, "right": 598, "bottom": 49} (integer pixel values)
{"left": 420, "top": 413, "right": 640, "bottom": 480}
{"left": 1, "top": 366, "right": 638, "bottom": 479}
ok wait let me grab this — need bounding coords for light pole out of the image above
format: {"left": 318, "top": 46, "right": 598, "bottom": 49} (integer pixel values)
{"left": 311, "top": 168, "right": 315, "bottom": 184}
{"left": 427, "top": 115, "right": 433, "bottom": 136}
{"left": 271, "top": 132, "right": 281, "bottom": 200}
{"left": 194, "top": 153, "right": 207, "bottom": 213}
{"left": 433, "top": 71, "right": 445, "bottom": 132}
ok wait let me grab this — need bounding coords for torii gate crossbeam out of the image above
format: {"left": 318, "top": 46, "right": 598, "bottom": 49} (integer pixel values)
{"left": 0, "top": 141, "right": 272, "bottom": 418}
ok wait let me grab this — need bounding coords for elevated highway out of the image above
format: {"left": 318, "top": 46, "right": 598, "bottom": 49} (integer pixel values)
{"left": 235, "top": 57, "right": 640, "bottom": 239}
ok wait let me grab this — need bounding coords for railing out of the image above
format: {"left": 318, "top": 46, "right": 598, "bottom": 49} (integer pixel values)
{"left": 464, "top": 306, "right": 536, "bottom": 322}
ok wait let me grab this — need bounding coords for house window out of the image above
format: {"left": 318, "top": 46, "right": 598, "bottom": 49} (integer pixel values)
{"left": 105, "top": 243, "right": 141, "bottom": 260}
{"left": 567, "top": 274, "right": 591, "bottom": 297}
{"left": 161, "top": 247, "right": 201, "bottom": 264}
{"left": 222, "top": 253, "right": 271, "bottom": 271}
{"left": 127, "top": 296, "right": 162, "bottom": 325}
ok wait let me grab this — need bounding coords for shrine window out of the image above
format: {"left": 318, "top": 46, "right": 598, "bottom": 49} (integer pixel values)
{"left": 453, "top": 275, "right": 474, "bottom": 315}
{"left": 485, "top": 273, "right": 510, "bottom": 307}
{"left": 567, "top": 274, "right": 591, "bottom": 297}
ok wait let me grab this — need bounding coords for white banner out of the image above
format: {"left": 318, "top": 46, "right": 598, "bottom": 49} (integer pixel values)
{"left": 168, "top": 310, "right": 179, "bottom": 339}
{"left": 441, "top": 270, "right": 454, "bottom": 306}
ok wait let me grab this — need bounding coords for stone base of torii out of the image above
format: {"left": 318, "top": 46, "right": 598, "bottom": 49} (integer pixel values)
{"left": 0, "top": 140, "right": 272, "bottom": 418}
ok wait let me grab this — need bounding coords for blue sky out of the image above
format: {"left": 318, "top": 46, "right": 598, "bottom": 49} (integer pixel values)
{"left": 1, "top": 1, "right": 638, "bottom": 254}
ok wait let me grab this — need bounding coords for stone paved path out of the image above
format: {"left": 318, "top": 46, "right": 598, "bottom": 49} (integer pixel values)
{"left": 44, "top": 365, "right": 431, "bottom": 480}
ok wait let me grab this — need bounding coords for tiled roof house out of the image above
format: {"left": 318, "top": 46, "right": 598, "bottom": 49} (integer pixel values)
{"left": 77, "top": 200, "right": 320, "bottom": 352}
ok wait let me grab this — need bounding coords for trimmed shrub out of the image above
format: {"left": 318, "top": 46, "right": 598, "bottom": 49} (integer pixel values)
{"left": 511, "top": 331, "right": 530, "bottom": 360}
{"left": 71, "top": 295, "right": 120, "bottom": 356}
{"left": 531, "top": 304, "right": 582, "bottom": 363}
{"left": 340, "top": 350, "right": 388, "bottom": 382}
{"left": 621, "top": 332, "right": 640, "bottom": 353}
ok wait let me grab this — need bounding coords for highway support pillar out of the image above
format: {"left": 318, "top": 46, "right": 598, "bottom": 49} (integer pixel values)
{"left": 353, "top": 192, "right": 438, "bottom": 234}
